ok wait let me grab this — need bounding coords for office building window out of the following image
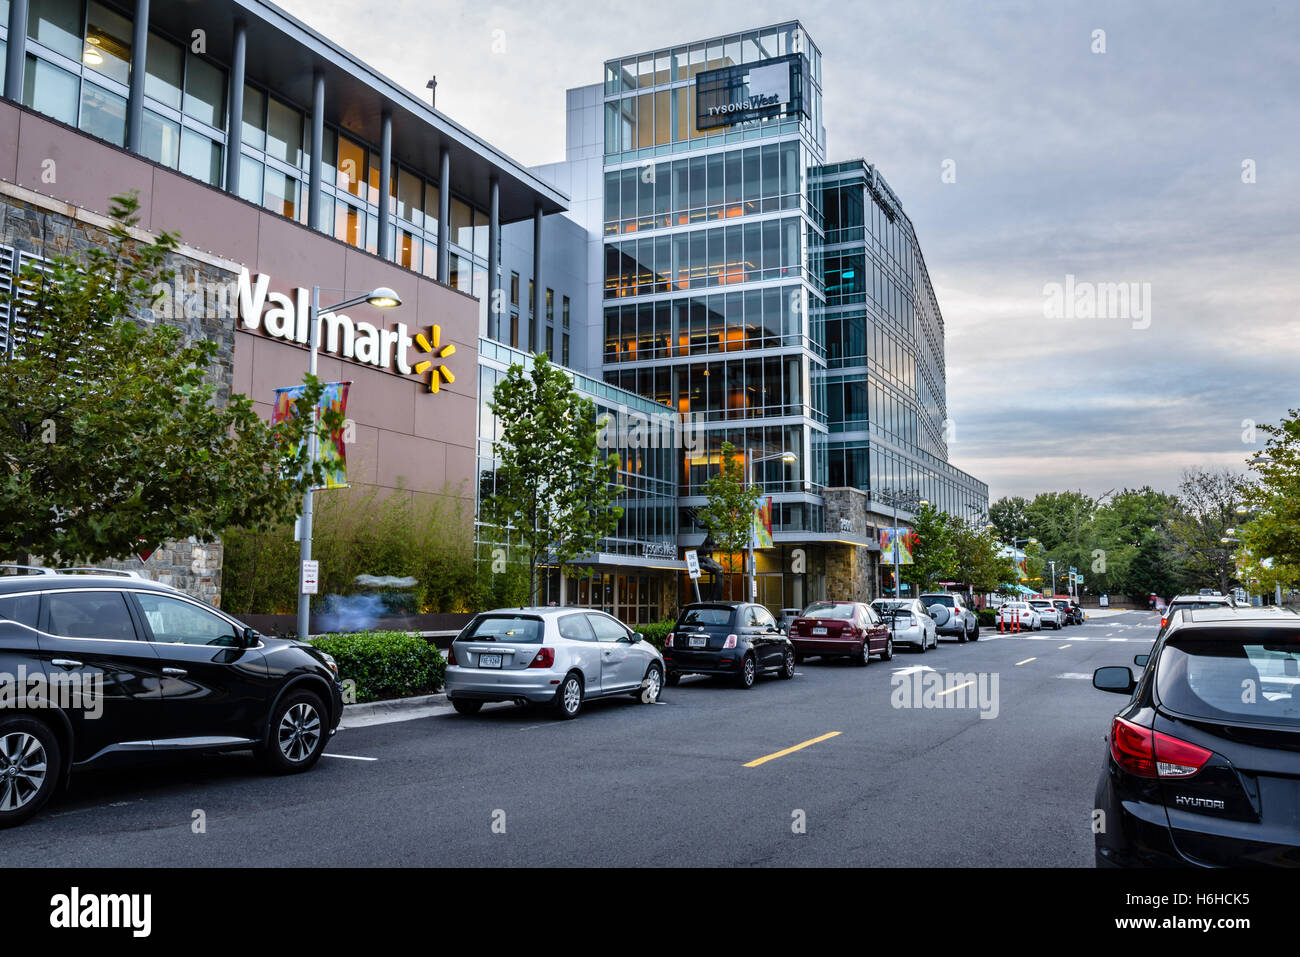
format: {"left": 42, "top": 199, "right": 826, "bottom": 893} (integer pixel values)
{"left": 182, "top": 53, "right": 225, "bottom": 127}
{"left": 562, "top": 295, "right": 570, "bottom": 328}
{"left": 546, "top": 288, "right": 554, "bottom": 323}
{"left": 509, "top": 313, "right": 519, "bottom": 349}
{"left": 510, "top": 272, "right": 519, "bottom": 306}
{"left": 84, "top": 2, "right": 132, "bottom": 86}
{"left": 562, "top": 333, "right": 570, "bottom": 366}
{"left": 27, "top": 0, "right": 83, "bottom": 60}
{"left": 144, "top": 32, "right": 182, "bottom": 108}
{"left": 78, "top": 81, "right": 126, "bottom": 146}
{"left": 23, "top": 55, "right": 79, "bottom": 126}
{"left": 546, "top": 327, "right": 554, "bottom": 358}
{"left": 179, "top": 128, "right": 222, "bottom": 186}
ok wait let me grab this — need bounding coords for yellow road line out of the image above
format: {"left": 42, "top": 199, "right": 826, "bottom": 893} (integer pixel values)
{"left": 936, "top": 680, "right": 974, "bottom": 697}
{"left": 744, "top": 731, "right": 841, "bottom": 768}
{"left": 1015, "top": 657, "right": 1036, "bottom": 666}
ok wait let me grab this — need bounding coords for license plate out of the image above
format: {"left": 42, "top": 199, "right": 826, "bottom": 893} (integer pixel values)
{"left": 479, "top": 653, "right": 503, "bottom": 668}
{"left": 813, "top": 626, "right": 827, "bottom": 635}
{"left": 689, "top": 635, "right": 707, "bottom": 648}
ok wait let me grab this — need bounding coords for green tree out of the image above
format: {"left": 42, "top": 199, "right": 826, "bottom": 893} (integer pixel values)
{"left": 949, "top": 517, "right": 1017, "bottom": 594}
{"left": 483, "top": 354, "right": 623, "bottom": 603}
{"left": 1168, "top": 467, "right": 1247, "bottom": 594}
{"left": 1242, "top": 410, "right": 1300, "bottom": 575}
{"left": 989, "top": 496, "right": 1032, "bottom": 542}
{"left": 0, "top": 192, "right": 335, "bottom": 564}
{"left": 907, "top": 503, "right": 956, "bottom": 592}
{"left": 695, "top": 441, "right": 759, "bottom": 575}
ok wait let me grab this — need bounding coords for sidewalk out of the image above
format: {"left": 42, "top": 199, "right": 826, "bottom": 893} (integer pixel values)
{"left": 340, "top": 692, "right": 452, "bottom": 729}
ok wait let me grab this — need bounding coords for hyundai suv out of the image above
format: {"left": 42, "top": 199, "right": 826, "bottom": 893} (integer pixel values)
{"left": 1092, "top": 607, "right": 1300, "bottom": 866}
{"left": 0, "top": 567, "right": 344, "bottom": 828}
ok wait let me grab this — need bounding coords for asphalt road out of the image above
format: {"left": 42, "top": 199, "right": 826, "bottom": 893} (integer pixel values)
{"left": 2, "top": 610, "right": 1160, "bottom": 867}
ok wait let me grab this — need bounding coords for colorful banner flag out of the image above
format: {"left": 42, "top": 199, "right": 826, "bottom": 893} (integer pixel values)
{"left": 880, "top": 526, "right": 916, "bottom": 565}
{"left": 272, "top": 381, "right": 351, "bottom": 490}
{"left": 752, "top": 496, "right": 773, "bottom": 548}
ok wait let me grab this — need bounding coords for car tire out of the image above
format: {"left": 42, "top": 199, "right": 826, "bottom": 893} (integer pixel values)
{"left": 736, "top": 654, "right": 757, "bottom": 689}
{"left": 854, "top": 639, "right": 870, "bottom": 666}
{"left": 452, "top": 698, "right": 483, "bottom": 715}
{"left": 665, "top": 671, "right": 681, "bottom": 687}
{"left": 258, "top": 689, "right": 329, "bottom": 774}
{"left": 916, "top": 635, "right": 927, "bottom": 653}
{"left": 634, "top": 664, "right": 663, "bottom": 702}
{"left": 552, "top": 673, "right": 583, "bottom": 719}
{"left": 779, "top": 649, "right": 796, "bottom": 679}
{"left": 882, "top": 637, "right": 894, "bottom": 661}
{"left": 968, "top": 621, "right": 979, "bottom": 642}
{"left": 0, "top": 718, "right": 61, "bottom": 829}
{"left": 957, "top": 628, "right": 968, "bottom": 644}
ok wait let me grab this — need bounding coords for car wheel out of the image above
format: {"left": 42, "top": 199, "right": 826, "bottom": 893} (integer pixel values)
{"left": 957, "top": 628, "right": 968, "bottom": 643}
{"left": 552, "top": 673, "right": 583, "bottom": 719}
{"left": 634, "top": 664, "right": 663, "bottom": 702}
{"left": 779, "top": 649, "right": 796, "bottom": 680}
{"left": 452, "top": 698, "right": 483, "bottom": 715}
{"left": 968, "top": 621, "right": 979, "bottom": 642}
{"left": 917, "top": 635, "right": 927, "bottom": 653}
{"left": 882, "top": 637, "right": 894, "bottom": 661}
{"left": 0, "top": 719, "right": 61, "bottom": 829}
{"left": 736, "top": 654, "right": 757, "bottom": 689}
{"left": 854, "top": 639, "right": 870, "bottom": 666}
{"left": 258, "top": 689, "right": 329, "bottom": 774}
{"left": 665, "top": 671, "right": 681, "bottom": 687}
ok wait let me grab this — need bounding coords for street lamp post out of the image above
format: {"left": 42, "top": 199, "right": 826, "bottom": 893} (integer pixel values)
{"left": 745, "top": 448, "right": 797, "bottom": 605}
{"left": 296, "top": 285, "right": 402, "bottom": 642}
{"left": 1008, "top": 536, "right": 1038, "bottom": 595}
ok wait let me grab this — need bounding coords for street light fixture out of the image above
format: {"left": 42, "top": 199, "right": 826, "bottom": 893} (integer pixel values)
{"left": 297, "top": 285, "right": 403, "bottom": 642}
{"left": 745, "top": 448, "right": 798, "bottom": 604}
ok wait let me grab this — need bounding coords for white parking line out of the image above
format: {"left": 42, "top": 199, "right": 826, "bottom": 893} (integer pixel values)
{"left": 322, "top": 753, "right": 379, "bottom": 761}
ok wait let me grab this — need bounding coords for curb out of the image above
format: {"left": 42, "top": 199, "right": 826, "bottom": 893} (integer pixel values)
{"left": 344, "top": 692, "right": 450, "bottom": 719}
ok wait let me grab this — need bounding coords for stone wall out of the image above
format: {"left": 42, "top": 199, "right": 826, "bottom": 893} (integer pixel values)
{"left": 1, "top": 190, "right": 236, "bottom": 604}
{"left": 821, "top": 487, "right": 879, "bottom": 602}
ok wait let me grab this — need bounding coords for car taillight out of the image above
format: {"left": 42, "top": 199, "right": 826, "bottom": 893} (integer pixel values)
{"left": 1154, "top": 731, "right": 1213, "bottom": 778}
{"left": 529, "top": 648, "right": 555, "bottom": 669}
{"left": 447, "top": 644, "right": 457, "bottom": 666}
{"left": 665, "top": 632, "right": 674, "bottom": 647}
{"left": 1160, "top": 616, "right": 1168, "bottom": 629}
{"left": 1110, "top": 717, "right": 1212, "bottom": 779}
{"left": 1110, "top": 717, "right": 1156, "bottom": 777}
{"left": 723, "top": 634, "right": 738, "bottom": 649}
{"left": 905, "top": 616, "right": 916, "bottom": 627}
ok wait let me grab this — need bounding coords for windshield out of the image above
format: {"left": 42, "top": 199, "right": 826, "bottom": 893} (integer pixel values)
{"left": 458, "top": 615, "right": 544, "bottom": 644}
{"left": 803, "top": 602, "right": 856, "bottom": 619}
{"left": 873, "top": 601, "right": 910, "bottom": 614}
{"left": 1157, "top": 631, "right": 1300, "bottom": 728}
{"left": 680, "top": 606, "right": 734, "bottom": 626}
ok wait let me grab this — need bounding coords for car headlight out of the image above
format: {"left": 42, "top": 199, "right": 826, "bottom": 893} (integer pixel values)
{"left": 320, "top": 652, "right": 339, "bottom": 678}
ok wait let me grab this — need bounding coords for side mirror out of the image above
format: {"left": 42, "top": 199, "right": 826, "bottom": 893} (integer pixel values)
{"left": 241, "top": 626, "right": 260, "bottom": 648}
{"left": 1093, "top": 666, "right": 1135, "bottom": 695}
{"left": 630, "top": 632, "right": 643, "bottom": 643}
{"left": 1133, "top": 654, "right": 1150, "bottom": 668}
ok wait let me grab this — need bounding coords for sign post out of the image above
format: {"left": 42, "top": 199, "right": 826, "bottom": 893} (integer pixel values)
{"left": 300, "top": 560, "right": 319, "bottom": 597}
{"left": 684, "top": 549, "right": 702, "bottom": 603}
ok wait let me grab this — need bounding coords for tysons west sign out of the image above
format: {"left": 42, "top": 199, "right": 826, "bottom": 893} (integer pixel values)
{"left": 234, "top": 270, "right": 456, "bottom": 393}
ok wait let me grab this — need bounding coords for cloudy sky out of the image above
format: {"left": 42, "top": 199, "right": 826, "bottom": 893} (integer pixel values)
{"left": 282, "top": 0, "right": 1300, "bottom": 502}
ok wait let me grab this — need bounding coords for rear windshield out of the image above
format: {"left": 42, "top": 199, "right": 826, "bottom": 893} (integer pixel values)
{"left": 803, "top": 602, "right": 856, "bottom": 619}
{"left": 458, "top": 615, "right": 544, "bottom": 644}
{"left": 679, "top": 606, "right": 734, "bottom": 626}
{"left": 923, "top": 596, "right": 955, "bottom": 607}
{"left": 1157, "top": 632, "right": 1300, "bottom": 728}
{"left": 1029, "top": 601, "right": 1052, "bottom": 608}
{"left": 873, "top": 601, "right": 910, "bottom": 614}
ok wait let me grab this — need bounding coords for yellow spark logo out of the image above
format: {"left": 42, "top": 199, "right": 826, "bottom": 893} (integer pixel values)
{"left": 413, "top": 325, "right": 456, "bottom": 394}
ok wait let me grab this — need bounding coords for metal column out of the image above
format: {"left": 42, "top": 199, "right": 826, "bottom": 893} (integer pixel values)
{"left": 224, "top": 19, "right": 247, "bottom": 195}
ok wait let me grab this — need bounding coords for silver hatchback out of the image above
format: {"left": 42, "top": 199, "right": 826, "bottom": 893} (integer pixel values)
{"left": 444, "top": 607, "right": 665, "bottom": 719}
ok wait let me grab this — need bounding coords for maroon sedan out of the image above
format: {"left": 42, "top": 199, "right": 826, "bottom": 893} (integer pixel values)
{"left": 789, "top": 601, "right": 893, "bottom": 666}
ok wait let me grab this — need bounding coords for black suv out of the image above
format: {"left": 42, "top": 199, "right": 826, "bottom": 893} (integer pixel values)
{"left": 1092, "top": 607, "right": 1300, "bottom": 866}
{"left": 663, "top": 602, "right": 795, "bottom": 689}
{"left": 0, "top": 568, "right": 344, "bottom": 828}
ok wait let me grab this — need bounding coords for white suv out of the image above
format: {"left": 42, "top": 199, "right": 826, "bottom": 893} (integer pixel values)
{"left": 920, "top": 592, "right": 980, "bottom": 642}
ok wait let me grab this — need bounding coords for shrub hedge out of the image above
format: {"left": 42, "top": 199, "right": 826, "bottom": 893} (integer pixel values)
{"left": 312, "top": 630, "right": 446, "bottom": 703}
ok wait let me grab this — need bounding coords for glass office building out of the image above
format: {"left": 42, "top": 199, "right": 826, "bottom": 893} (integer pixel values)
{"left": 525, "top": 20, "right": 988, "bottom": 608}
